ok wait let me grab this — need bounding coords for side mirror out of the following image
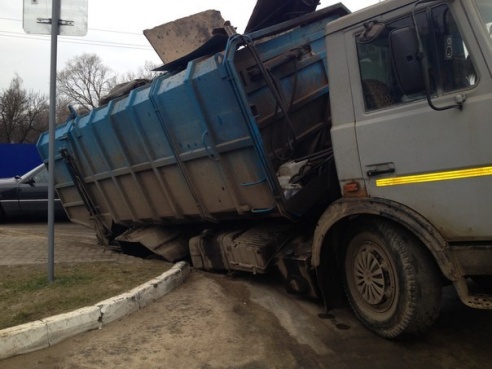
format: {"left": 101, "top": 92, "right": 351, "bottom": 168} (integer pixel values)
{"left": 389, "top": 27, "right": 425, "bottom": 95}
{"left": 358, "top": 21, "right": 386, "bottom": 44}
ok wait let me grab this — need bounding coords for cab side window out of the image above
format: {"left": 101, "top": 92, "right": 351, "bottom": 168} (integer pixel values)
{"left": 357, "top": 38, "right": 398, "bottom": 110}
{"left": 432, "top": 6, "right": 476, "bottom": 92}
{"left": 357, "top": 4, "right": 476, "bottom": 112}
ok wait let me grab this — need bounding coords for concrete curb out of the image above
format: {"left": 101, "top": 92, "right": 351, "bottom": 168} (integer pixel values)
{"left": 0, "top": 261, "right": 190, "bottom": 361}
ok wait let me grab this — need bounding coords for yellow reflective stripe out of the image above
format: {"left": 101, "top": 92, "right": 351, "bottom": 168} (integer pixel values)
{"left": 376, "top": 166, "right": 492, "bottom": 187}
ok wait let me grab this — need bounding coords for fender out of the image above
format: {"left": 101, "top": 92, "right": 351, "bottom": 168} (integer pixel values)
{"left": 312, "top": 197, "right": 462, "bottom": 281}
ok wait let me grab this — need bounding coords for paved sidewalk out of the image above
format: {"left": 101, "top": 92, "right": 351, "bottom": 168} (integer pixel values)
{"left": 0, "top": 222, "right": 146, "bottom": 266}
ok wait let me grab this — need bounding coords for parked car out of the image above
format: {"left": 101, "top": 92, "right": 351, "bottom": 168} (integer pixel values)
{"left": 0, "top": 164, "right": 66, "bottom": 219}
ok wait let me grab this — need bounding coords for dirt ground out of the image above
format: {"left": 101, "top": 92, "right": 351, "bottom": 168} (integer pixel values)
{"left": 2, "top": 268, "right": 492, "bottom": 369}
{"left": 2, "top": 271, "right": 330, "bottom": 369}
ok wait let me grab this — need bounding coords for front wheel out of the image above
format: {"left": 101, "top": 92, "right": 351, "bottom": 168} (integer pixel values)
{"left": 343, "top": 218, "right": 442, "bottom": 338}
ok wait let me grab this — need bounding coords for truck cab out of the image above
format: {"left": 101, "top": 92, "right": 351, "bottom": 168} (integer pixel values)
{"left": 315, "top": 0, "right": 492, "bottom": 337}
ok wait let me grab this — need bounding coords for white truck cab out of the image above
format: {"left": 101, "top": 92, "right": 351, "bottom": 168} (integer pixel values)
{"left": 314, "top": 0, "right": 492, "bottom": 337}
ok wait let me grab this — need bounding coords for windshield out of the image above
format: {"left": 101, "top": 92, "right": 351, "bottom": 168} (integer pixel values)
{"left": 474, "top": 0, "right": 492, "bottom": 44}
{"left": 20, "top": 165, "right": 46, "bottom": 182}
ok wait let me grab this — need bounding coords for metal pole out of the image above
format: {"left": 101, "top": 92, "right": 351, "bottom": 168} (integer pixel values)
{"left": 48, "top": 0, "right": 60, "bottom": 283}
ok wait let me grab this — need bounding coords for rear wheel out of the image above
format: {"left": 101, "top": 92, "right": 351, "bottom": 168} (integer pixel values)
{"left": 343, "top": 218, "right": 442, "bottom": 338}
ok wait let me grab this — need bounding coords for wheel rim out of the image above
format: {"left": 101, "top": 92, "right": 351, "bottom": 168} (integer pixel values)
{"left": 348, "top": 241, "right": 397, "bottom": 314}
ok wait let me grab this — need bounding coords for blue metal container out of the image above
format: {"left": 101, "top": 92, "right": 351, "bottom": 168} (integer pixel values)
{"left": 37, "top": 5, "right": 347, "bottom": 234}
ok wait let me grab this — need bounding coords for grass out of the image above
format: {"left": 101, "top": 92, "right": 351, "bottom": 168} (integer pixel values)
{"left": 0, "top": 261, "right": 171, "bottom": 330}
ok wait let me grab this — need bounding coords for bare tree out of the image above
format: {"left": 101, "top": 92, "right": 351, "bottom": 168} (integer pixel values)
{"left": 57, "top": 53, "right": 117, "bottom": 111}
{"left": 119, "top": 60, "right": 161, "bottom": 82}
{"left": 0, "top": 75, "right": 49, "bottom": 144}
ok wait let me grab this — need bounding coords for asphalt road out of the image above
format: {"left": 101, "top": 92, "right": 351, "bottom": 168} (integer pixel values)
{"left": 1, "top": 222, "right": 491, "bottom": 368}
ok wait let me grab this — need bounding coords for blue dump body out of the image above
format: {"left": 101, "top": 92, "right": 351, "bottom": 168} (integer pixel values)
{"left": 37, "top": 5, "right": 347, "bottom": 235}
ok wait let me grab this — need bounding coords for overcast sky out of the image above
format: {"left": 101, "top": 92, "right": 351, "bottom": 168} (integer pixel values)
{"left": 0, "top": 0, "right": 378, "bottom": 94}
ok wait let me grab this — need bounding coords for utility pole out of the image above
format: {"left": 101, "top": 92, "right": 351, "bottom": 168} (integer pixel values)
{"left": 46, "top": 0, "right": 60, "bottom": 283}
{"left": 23, "top": 0, "right": 88, "bottom": 283}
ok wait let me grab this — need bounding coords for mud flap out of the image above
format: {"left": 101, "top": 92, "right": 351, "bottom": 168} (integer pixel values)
{"left": 275, "top": 237, "right": 321, "bottom": 299}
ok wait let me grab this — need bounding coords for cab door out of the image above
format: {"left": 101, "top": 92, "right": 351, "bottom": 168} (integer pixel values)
{"left": 352, "top": 3, "right": 492, "bottom": 240}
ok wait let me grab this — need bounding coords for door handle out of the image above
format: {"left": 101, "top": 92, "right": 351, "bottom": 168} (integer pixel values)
{"left": 366, "top": 162, "right": 395, "bottom": 177}
{"left": 367, "top": 168, "right": 395, "bottom": 177}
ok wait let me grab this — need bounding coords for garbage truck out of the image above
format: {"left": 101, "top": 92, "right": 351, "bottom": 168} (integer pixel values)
{"left": 37, "top": 0, "right": 492, "bottom": 338}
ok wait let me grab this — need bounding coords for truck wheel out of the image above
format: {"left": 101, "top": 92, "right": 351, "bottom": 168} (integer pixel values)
{"left": 342, "top": 218, "right": 442, "bottom": 338}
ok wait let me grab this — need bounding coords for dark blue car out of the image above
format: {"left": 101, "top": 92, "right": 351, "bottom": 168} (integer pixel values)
{"left": 0, "top": 164, "right": 66, "bottom": 219}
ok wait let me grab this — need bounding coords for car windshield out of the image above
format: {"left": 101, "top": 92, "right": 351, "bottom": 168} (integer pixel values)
{"left": 20, "top": 165, "right": 46, "bottom": 182}
{"left": 473, "top": 0, "right": 492, "bottom": 45}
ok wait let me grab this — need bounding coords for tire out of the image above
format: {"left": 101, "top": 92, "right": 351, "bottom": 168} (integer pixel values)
{"left": 342, "top": 218, "right": 442, "bottom": 338}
